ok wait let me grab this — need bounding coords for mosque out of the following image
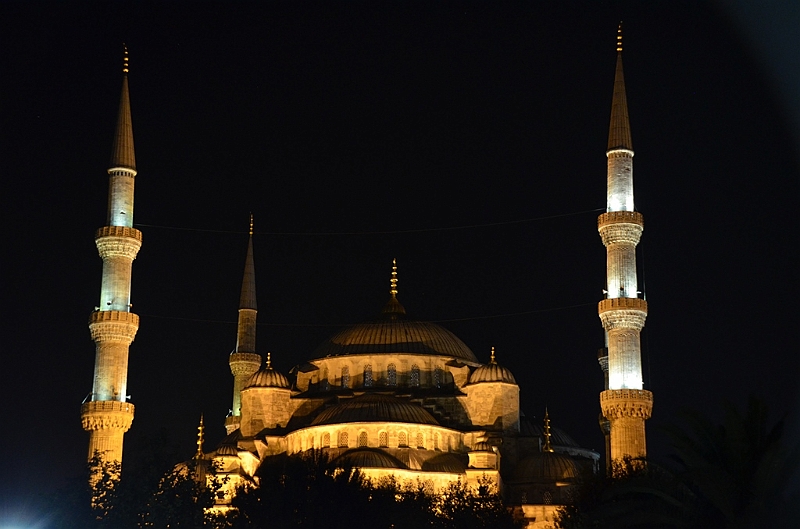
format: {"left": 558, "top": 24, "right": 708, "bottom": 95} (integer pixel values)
{"left": 80, "top": 27, "right": 652, "bottom": 528}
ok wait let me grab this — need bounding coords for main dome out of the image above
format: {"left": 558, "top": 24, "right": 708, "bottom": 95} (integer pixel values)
{"left": 312, "top": 295, "right": 478, "bottom": 362}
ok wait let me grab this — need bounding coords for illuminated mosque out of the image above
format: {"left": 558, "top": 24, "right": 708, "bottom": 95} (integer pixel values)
{"left": 80, "top": 27, "right": 652, "bottom": 528}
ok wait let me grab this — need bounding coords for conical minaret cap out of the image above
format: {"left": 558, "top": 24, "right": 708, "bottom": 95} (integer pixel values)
{"left": 607, "top": 25, "right": 633, "bottom": 152}
{"left": 239, "top": 215, "right": 257, "bottom": 310}
{"left": 110, "top": 45, "right": 136, "bottom": 170}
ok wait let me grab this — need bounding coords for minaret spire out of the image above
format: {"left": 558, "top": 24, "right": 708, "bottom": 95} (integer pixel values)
{"left": 597, "top": 26, "right": 652, "bottom": 464}
{"left": 542, "top": 409, "right": 554, "bottom": 453}
{"left": 382, "top": 258, "right": 406, "bottom": 318}
{"left": 195, "top": 415, "right": 205, "bottom": 459}
{"left": 81, "top": 45, "right": 141, "bottom": 471}
{"left": 227, "top": 216, "right": 262, "bottom": 434}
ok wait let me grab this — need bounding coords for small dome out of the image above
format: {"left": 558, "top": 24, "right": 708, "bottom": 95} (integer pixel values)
{"left": 334, "top": 448, "right": 406, "bottom": 469}
{"left": 216, "top": 444, "right": 238, "bottom": 457}
{"left": 512, "top": 451, "right": 578, "bottom": 483}
{"left": 471, "top": 441, "right": 493, "bottom": 452}
{"left": 468, "top": 347, "right": 516, "bottom": 384}
{"left": 310, "top": 394, "right": 439, "bottom": 426}
{"left": 244, "top": 365, "right": 290, "bottom": 390}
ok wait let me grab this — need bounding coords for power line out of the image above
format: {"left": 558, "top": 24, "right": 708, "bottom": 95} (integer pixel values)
{"left": 138, "top": 301, "right": 596, "bottom": 328}
{"left": 134, "top": 207, "right": 604, "bottom": 236}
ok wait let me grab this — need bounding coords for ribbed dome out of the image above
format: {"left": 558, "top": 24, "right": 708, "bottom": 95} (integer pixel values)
{"left": 216, "top": 444, "right": 238, "bottom": 457}
{"left": 469, "top": 362, "right": 516, "bottom": 384}
{"left": 422, "top": 453, "right": 467, "bottom": 473}
{"left": 471, "top": 441, "right": 493, "bottom": 452}
{"left": 334, "top": 448, "right": 406, "bottom": 469}
{"left": 310, "top": 394, "right": 439, "bottom": 426}
{"left": 244, "top": 366, "right": 290, "bottom": 389}
{"left": 512, "top": 452, "right": 578, "bottom": 483}
{"left": 519, "top": 415, "right": 579, "bottom": 448}
{"left": 312, "top": 297, "right": 478, "bottom": 362}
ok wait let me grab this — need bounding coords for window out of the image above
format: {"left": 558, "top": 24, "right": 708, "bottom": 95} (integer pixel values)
{"left": 379, "top": 431, "right": 388, "bottom": 447}
{"left": 398, "top": 431, "right": 408, "bottom": 447}
{"left": 416, "top": 432, "right": 424, "bottom": 449}
{"left": 434, "top": 433, "right": 440, "bottom": 450}
{"left": 387, "top": 364, "right": 397, "bottom": 386}
{"left": 543, "top": 490, "right": 552, "bottom": 505}
{"left": 322, "top": 432, "right": 330, "bottom": 448}
{"left": 363, "top": 364, "right": 373, "bottom": 387}
{"left": 433, "top": 367, "right": 442, "bottom": 388}
{"left": 358, "top": 431, "right": 368, "bottom": 447}
{"left": 338, "top": 431, "right": 349, "bottom": 448}
{"left": 410, "top": 365, "right": 420, "bottom": 387}
{"left": 341, "top": 367, "right": 350, "bottom": 388}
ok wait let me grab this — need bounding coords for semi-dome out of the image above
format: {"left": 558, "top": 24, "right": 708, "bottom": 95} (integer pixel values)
{"left": 468, "top": 348, "right": 516, "bottom": 384}
{"left": 334, "top": 448, "right": 406, "bottom": 469}
{"left": 215, "top": 443, "right": 238, "bottom": 457}
{"left": 244, "top": 354, "right": 290, "bottom": 389}
{"left": 422, "top": 453, "right": 467, "bottom": 473}
{"left": 311, "top": 283, "right": 478, "bottom": 362}
{"left": 310, "top": 394, "right": 439, "bottom": 426}
{"left": 512, "top": 451, "right": 578, "bottom": 483}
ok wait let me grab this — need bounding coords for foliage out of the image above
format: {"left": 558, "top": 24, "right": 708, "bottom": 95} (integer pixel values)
{"left": 556, "top": 396, "right": 800, "bottom": 529}
{"left": 220, "top": 450, "right": 518, "bottom": 528}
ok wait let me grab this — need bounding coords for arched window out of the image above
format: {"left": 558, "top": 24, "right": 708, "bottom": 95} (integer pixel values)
{"left": 410, "top": 365, "right": 420, "bottom": 387}
{"left": 363, "top": 364, "right": 373, "bottom": 387}
{"left": 379, "top": 431, "right": 388, "bottom": 447}
{"left": 341, "top": 367, "right": 350, "bottom": 388}
{"left": 434, "top": 433, "right": 440, "bottom": 450}
{"left": 358, "top": 431, "right": 368, "bottom": 447}
{"left": 322, "top": 432, "right": 330, "bottom": 448}
{"left": 398, "top": 431, "right": 408, "bottom": 447}
{"left": 338, "top": 431, "right": 349, "bottom": 448}
{"left": 416, "top": 432, "right": 424, "bottom": 449}
{"left": 433, "top": 367, "right": 442, "bottom": 388}
{"left": 321, "top": 369, "right": 329, "bottom": 390}
{"left": 387, "top": 364, "right": 397, "bottom": 386}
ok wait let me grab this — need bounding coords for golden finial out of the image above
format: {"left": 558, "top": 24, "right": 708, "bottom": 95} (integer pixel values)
{"left": 266, "top": 352, "right": 272, "bottom": 369}
{"left": 390, "top": 258, "right": 398, "bottom": 297}
{"left": 616, "top": 22, "right": 623, "bottom": 53}
{"left": 543, "top": 408, "right": 554, "bottom": 452}
{"left": 122, "top": 43, "right": 129, "bottom": 74}
{"left": 490, "top": 346, "right": 496, "bottom": 364}
{"left": 195, "top": 414, "right": 205, "bottom": 459}
{"left": 249, "top": 213, "right": 254, "bottom": 236}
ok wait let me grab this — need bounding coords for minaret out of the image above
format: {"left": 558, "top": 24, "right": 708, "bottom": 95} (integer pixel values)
{"left": 597, "top": 25, "right": 653, "bottom": 462}
{"left": 81, "top": 46, "right": 140, "bottom": 465}
{"left": 226, "top": 216, "right": 262, "bottom": 434}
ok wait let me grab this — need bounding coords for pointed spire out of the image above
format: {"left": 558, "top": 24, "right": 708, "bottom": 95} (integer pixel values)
{"left": 195, "top": 414, "right": 205, "bottom": 459}
{"left": 543, "top": 408, "right": 554, "bottom": 452}
{"left": 490, "top": 346, "right": 496, "bottom": 364}
{"left": 110, "top": 44, "right": 136, "bottom": 171}
{"left": 239, "top": 216, "right": 257, "bottom": 310}
{"left": 266, "top": 352, "right": 272, "bottom": 369}
{"left": 382, "top": 258, "right": 406, "bottom": 317}
{"left": 607, "top": 24, "right": 633, "bottom": 152}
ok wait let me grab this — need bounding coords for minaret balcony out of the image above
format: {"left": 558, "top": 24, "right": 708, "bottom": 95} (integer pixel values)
{"left": 600, "top": 389, "right": 653, "bottom": 420}
{"left": 89, "top": 310, "right": 139, "bottom": 343}
{"left": 95, "top": 226, "right": 142, "bottom": 260}
{"left": 598, "top": 298, "right": 647, "bottom": 331}
{"left": 598, "top": 212, "right": 643, "bottom": 246}
{"left": 81, "top": 400, "right": 135, "bottom": 431}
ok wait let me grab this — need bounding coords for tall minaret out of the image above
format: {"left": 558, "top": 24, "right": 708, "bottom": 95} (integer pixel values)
{"left": 81, "top": 46, "right": 140, "bottom": 465}
{"left": 226, "top": 216, "right": 262, "bottom": 434}
{"left": 597, "top": 25, "right": 653, "bottom": 462}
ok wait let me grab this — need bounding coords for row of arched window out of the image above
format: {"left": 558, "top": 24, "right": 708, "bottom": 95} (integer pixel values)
{"left": 335, "top": 364, "right": 446, "bottom": 388}
{"left": 313, "top": 430, "right": 451, "bottom": 450}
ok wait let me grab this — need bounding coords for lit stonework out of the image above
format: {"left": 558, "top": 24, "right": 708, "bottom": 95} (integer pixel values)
{"left": 598, "top": 26, "right": 652, "bottom": 462}
{"left": 82, "top": 47, "right": 139, "bottom": 467}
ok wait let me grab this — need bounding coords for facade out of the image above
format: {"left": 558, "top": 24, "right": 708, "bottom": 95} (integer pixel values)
{"left": 82, "top": 28, "right": 651, "bottom": 529}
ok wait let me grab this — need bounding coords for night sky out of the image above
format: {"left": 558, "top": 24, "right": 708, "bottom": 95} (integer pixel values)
{"left": 2, "top": 1, "right": 798, "bottom": 522}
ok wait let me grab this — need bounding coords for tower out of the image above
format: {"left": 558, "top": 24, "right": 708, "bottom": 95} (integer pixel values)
{"left": 81, "top": 46, "right": 140, "bottom": 465}
{"left": 597, "top": 26, "right": 653, "bottom": 462}
{"left": 226, "top": 216, "right": 262, "bottom": 434}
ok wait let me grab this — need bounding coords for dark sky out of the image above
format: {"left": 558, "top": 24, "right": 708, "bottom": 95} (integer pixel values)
{"left": 2, "top": 1, "right": 798, "bottom": 522}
